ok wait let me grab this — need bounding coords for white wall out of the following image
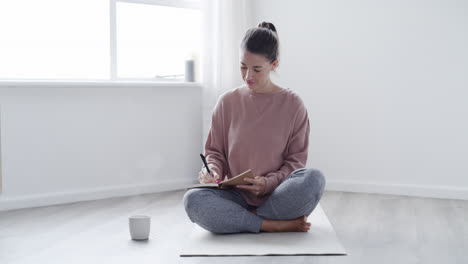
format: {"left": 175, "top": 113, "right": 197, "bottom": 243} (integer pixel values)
{"left": 252, "top": 0, "right": 468, "bottom": 200}
{"left": 1, "top": 0, "right": 467, "bottom": 212}
{"left": 0, "top": 83, "right": 202, "bottom": 211}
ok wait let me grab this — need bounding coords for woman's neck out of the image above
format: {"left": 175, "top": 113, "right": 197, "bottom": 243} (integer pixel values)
{"left": 250, "top": 80, "right": 279, "bottom": 94}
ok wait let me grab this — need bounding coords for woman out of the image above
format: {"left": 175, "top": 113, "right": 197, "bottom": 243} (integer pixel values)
{"left": 183, "top": 22, "right": 326, "bottom": 234}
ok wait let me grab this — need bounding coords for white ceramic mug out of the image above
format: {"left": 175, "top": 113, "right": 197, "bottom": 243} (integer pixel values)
{"left": 129, "top": 215, "right": 151, "bottom": 240}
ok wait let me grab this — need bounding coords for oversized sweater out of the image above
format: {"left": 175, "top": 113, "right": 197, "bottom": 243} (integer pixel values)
{"left": 204, "top": 85, "right": 310, "bottom": 206}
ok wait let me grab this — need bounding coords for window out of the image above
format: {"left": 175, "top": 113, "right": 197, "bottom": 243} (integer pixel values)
{"left": 114, "top": 1, "right": 201, "bottom": 81}
{"left": 0, "top": 0, "right": 109, "bottom": 80}
{"left": 0, "top": 0, "right": 201, "bottom": 82}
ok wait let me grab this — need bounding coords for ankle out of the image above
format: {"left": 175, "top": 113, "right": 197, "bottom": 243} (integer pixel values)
{"left": 260, "top": 219, "right": 275, "bottom": 232}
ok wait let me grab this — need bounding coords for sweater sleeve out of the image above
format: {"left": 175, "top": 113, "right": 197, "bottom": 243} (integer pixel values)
{"left": 263, "top": 102, "right": 310, "bottom": 195}
{"left": 204, "top": 95, "right": 228, "bottom": 179}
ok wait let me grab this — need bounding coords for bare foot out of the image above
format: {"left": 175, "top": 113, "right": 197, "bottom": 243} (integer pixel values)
{"left": 260, "top": 216, "right": 311, "bottom": 232}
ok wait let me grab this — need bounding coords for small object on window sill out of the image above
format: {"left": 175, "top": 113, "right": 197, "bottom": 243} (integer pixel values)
{"left": 185, "top": 59, "right": 195, "bottom": 82}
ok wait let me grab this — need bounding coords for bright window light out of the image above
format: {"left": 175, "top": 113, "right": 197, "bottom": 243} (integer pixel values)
{"left": 116, "top": 2, "right": 201, "bottom": 81}
{"left": 0, "top": 0, "right": 109, "bottom": 80}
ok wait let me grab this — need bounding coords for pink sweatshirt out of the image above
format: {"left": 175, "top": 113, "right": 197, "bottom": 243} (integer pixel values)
{"left": 204, "top": 85, "right": 310, "bottom": 206}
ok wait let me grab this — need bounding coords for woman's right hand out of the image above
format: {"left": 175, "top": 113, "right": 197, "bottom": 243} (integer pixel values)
{"left": 198, "top": 168, "right": 221, "bottom": 184}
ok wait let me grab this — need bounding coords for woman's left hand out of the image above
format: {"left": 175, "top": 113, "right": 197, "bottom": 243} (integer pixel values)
{"left": 236, "top": 176, "right": 267, "bottom": 197}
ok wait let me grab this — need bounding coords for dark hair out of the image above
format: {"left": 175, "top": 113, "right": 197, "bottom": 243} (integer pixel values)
{"left": 240, "top": 21, "right": 279, "bottom": 63}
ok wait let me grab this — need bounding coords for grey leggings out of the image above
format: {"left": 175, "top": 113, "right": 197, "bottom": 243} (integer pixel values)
{"left": 183, "top": 168, "right": 326, "bottom": 234}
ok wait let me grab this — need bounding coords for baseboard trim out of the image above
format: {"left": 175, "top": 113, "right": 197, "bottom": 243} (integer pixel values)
{"left": 2, "top": 179, "right": 467, "bottom": 212}
{"left": 0, "top": 180, "right": 194, "bottom": 212}
{"left": 326, "top": 180, "right": 468, "bottom": 201}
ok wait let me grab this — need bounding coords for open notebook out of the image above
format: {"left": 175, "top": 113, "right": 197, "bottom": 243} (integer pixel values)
{"left": 186, "top": 169, "right": 254, "bottom": 190}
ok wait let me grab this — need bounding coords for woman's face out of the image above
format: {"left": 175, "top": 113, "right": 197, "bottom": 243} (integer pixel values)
{"left": 240, "top": 49, "right": 278, "bottom": 91}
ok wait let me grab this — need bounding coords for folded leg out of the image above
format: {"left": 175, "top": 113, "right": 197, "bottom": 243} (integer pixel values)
{"left": 256, "top": 168, "right": 326, "bottom": 220}
{"left": 183, "top": 188, "right": 263, "bottom": 233}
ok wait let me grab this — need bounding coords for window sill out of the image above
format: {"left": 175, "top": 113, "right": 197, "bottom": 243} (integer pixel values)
{"left": 0, "top": 80, "right": 203, "bottom": 88}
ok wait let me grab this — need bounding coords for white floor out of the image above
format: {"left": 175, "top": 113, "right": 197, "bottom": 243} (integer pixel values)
{"left": 0, "top": 190, "right": 467, "bottom": 264}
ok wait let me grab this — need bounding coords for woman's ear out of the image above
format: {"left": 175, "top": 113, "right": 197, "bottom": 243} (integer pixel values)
{"left": 271, "top": 59, "right": 279, "bottom": 71}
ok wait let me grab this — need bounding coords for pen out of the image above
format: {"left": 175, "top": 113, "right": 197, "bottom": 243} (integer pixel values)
{"left": 199, "top": 153, "right": 211, "bottom": 175}
{"left": 200, "top": 153, "right": 221, "bottom": 184}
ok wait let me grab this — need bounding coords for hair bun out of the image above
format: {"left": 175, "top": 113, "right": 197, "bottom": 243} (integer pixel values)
{"left": 258, "top": 21, "right": 277, "bottom": 33}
